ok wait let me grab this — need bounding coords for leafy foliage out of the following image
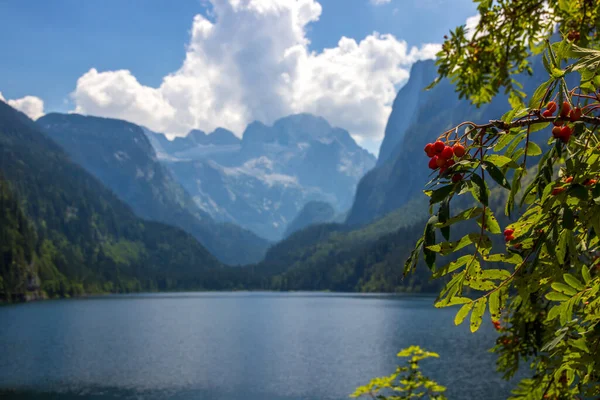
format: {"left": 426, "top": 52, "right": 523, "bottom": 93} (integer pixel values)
{"left": 406, "top": 38, "right": 600, "bottom": 398}
{"left": 351, "top": 346, "right": 446, "bottom": 400}
{"left": 433, "top": 0, "right": 600, "bottom": 106}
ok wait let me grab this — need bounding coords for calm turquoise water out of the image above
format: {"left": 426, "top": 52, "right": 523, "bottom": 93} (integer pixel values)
{"left": 0, "top": 292, "right": 516, "bottom": 399}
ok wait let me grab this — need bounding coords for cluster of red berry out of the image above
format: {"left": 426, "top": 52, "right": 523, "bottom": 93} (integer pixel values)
{"left": 493, "top": 320, "right": 502, "bottom": 331}
{"left": 542, "top": 101, "right": 581, "bottom": 143}
{"left": 424, "top": 140, "right": 466, "bottom": 182}
{"left": 551, "top": 176, "right": 598, "bottom": 195}
{"left": 503, "top": 228, "right": 514, "bottom": 242}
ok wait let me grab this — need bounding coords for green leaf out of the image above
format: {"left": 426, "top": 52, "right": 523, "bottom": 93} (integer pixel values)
{"left": 470, "top": 297, "right": 487, "bottom": 333}
{"left": 494, "top": 133, "right": 517, "bottom": 152}
{"left": 525, "top": 142, "right": 542, "bottom": 156}
{"left": 551, "top": 282, "right": 577, "bottom": 296}
{"left": 484, "top": 253, "right": 523, "bottom": 264}
{"left": 546, "top": 292, "right": 571, "bottom": 302}
{"left": 432, "top": 255, "right": 473, "bottom": 278}
{"left": 424, "top": 216, "right": 438, "bottom": 269}
{"left": 482, "top": 269, "right": 511, "bottom": 280}
{"left": 489, "top": 290, "right": 500, "bottom": 320}
{"left": 439, "top": 198, "right": 450, "bottom": 241}
{"left": 429, "top": 185, "right": 454, "bottom": 205}
{"left": 563, "top": 273, "right": 584, "bottom": 291}
{"left": 435, "top": 207, "right": 483, "bottom": 228}
{"left": 482, "top": 161, "right": 510, "bottom": 189}
{"left": 582, "top": 265, "right": 591, "bottom": 284}
{"left": 556, "top": 229, "right": 569, "bottom": 264}
{"left": 427, "top": 234, "right": 479, "bottom": 255}
{"left": 484, "top": 154, "right": 514, "bottom": 168}
{"left": 506, "top": 168, "right": 524, "bottom": 216}
{"left": 470, "top": 173, "right": 489, "bottom": 206}
{"left": 454, "top": 302, "right": 473, "bottom": 325}
{"left": 479, "top": 207, "right": 501, "bottom": 234}
{"left": 435, "top": 296, "right": 471, "bottom": 308}
{"left": 528, "top": 78, "right": 553, "bottom": 109}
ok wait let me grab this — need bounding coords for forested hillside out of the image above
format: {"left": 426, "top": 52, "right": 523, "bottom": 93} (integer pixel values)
{"left": 38, "top": 113, "right": 269, "bottom": 265}
{"left": 0, "top": 101, "right": 250, "bottom": 301}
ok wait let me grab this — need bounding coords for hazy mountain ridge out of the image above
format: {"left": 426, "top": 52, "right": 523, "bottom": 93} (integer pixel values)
{"left": 146, "top": 113, "right": 376, "bottom": 240}
{"left": 37, "top": 113, "right": 270, "bottom": 265}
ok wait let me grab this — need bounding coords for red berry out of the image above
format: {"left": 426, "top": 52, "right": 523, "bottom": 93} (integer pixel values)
{"left": 493, "top": 320, "right": 502, "bottom": 330}
{"left": 560, "top": 126, "right": 572, "bottom": 142}
{"left": 503, "top": 228, "right": 514, "bottom": 236}
{"left": 453, "top": 144, "right": 466, "bottom": 158}
{"left": 445, "top": 159, "right": 455, "bottom": 167}
{"left": 552, "top": 187, "right": 566, "bottom": 195}
{"left": 428, "top": 156, "right": 439, "bottom": 170}
{"left": 424, "top": 143, "right": 436, "bottom": 158}
{"left": 569, "top": 107, "right": 582, "bottom": 122}
{"left": 542, "top": 109, "right": 554, "bottom": 118}
{"left": 436, "top": 157, "right": 447, "bottom": 168}
{"left": 546, "top": 101, "right": 557, "bottom": 113}
{"left": 552, "top": 126, "right": 562, "bottom": 138}
{"left": 563, "top": 176, "right": 573, "bottom": 183}
{"left": 560, "top": 101, "right": 571, "bottom": 117}
{"left": 440, "top": 146, "right": 454, "bottom": 159}
{"left": 433, "top": 140, "right": 445, "bottom": 154}
{"left": 451, "top": 173, "right": 463, "bottom": 183}
{"left": 585, "top": 179, "right": 597, "bottom": 186}
{"left": 505, "top": 235, "right": 515, "bottom": 242}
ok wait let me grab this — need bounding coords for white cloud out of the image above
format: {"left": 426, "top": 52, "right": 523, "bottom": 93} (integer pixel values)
{"left": 71, "top": 0, "right": 439, "bottom": 145}
{"left": 0, "top": 91, "right": 45, "bottom": 120}
{"left": 370, "top": 0, "right": 391, "bottom": 4}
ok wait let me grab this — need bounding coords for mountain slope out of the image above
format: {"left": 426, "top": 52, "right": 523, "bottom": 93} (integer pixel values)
{"left": 146, "top": 113, "right": 376, "bottom": 240}
{"left": 346, "top": 57, "right": 555, "bottom": 226}
{"left": 37, "top": 113, "right": 269, "bottom": 265}
{"left": 283, "top": 201, "right": 336, "bottom": 238}
{"left": 0, "top": 100, "right": 249, "bottom": 298}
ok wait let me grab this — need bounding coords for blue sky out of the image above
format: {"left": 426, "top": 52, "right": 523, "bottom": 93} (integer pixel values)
{"left": 0, "top": 0, "right": 476, "bottom": 154}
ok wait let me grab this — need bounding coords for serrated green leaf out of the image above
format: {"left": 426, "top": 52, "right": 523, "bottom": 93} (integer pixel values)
{"left": 582, "top": 265, "right": 591, "bottom": 284}
{"left": 557, "top": 229, "right": 569, "bottom": 264}
{"left": 480, "top": 207, "right": 501, "bottom": 234}
{"left": 546, "top": 291, "right": 571, "bottom": 302}
{"left": 482, "top": 161, "right": 511, "bottom": 189}
{"left": 432, "top": 255, "right": 473, "bottom": 278}
{"left": 482, "top": 269, "right": 511, "bottom": 280}
{"left": 430, "top": 185, "right": 454, "bottom": 205}
{"left": 454, "top": 302, "right": 473, "bottom": 325}
{"left": 528, "top": 78, "right": 553, "bottom": 109}
{"left": 489, "top": 290, "right": 500, "bottom": 320}
{"left": 484, "top": 253, "right": 523, "bottom": 264}
{"left": 434, "top": 207, "right": 483, "bottom": 228}
{"left": 435, "top": 296, "right": 471, "bottom": 308}
{"left": 563, "top": 273, "right": 584, "bottom": 291}
{"left": 551, "top": 282, "right": 577, "bottom": 296}
{"left": 470, "top": 297, "right": 487, "bottom": 332}
{"left": 525, "top": 142, "right": 542, "bottom": 156}
{"left": 470, "top": 173, "right": 489, "bottom": 206}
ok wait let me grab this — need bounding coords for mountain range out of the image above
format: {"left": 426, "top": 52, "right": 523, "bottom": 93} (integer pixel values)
{"left": 37, "top": 113, "right": 269, "bottom": 265}
{"left": 145, "top": 114, "right": 376, "bottom": 240}
{"left": 0, "top": 101, "right": 256, "bottom": 300}
{"left": 1, "top": 52, "right": 558, "bottom": 301}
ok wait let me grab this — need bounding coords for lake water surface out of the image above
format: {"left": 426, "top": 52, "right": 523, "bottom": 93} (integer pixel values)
{"left": 0, "top": 292, "right": 516, "bottom": 399}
